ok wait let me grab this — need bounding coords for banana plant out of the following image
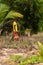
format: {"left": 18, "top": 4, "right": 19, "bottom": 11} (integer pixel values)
{"left": 0, "top": 3, "right": 10, "bottom": 23}
{"left": 0, "top": 0, "right": 23, "bottom": 27}
{"left": 0, "top": 0, "right": 23, "bottom": 35}
{"left": 37, "top": 41, "right": 43, "bottom": 56}
{"left": 6, "top": 11, "right": 23, "bottom": 19}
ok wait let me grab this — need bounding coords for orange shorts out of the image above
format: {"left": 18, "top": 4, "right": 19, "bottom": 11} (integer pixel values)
{"left": 12, "top": 32, "right": 19, "bottom": 40}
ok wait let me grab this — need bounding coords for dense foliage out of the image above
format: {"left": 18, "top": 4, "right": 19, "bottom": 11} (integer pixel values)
{"left": 0, "top": 0, "right": 43, "bottom": 34}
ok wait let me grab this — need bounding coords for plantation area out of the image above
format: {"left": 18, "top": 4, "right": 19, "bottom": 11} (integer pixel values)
{"left": 0, "top": 0, "right": 43, "bottom": 65}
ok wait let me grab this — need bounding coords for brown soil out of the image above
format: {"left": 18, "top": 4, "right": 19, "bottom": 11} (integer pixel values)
{"left": 0, "top": 32, "right": 43, "bottom": 65}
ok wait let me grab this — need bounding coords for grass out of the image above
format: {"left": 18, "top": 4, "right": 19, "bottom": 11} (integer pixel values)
{"left": 3, "top": 54, "right": 23, "bottom": 65}
{"left": 18, "top": 55, "right": 43, "bottom": 65}
{"left": 3, "top": 54, "right": 43, "bottom": 65}
{"left": 0, "top": 33, "right": 43, "bottom": 49}
{"left": 10, "top": 54, "right": 23, "bottom": 61}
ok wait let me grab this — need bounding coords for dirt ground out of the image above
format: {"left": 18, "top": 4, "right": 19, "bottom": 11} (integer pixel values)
{"left": 0, "top": 32, "right": 43, "bottom": 65}
{"left": 0, "top": 48, "right": 43, "bottom": 65}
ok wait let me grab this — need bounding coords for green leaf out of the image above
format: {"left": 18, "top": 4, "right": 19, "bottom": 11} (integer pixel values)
{"left": 10, "top": 54, "right": 23, "bottom": 61}
{"left": 0, "top": 3, "right": 9, "bottom": 13}
{"left": 0, "top": 3, "right": 9, "bottom": 23}
{"left": 18, "top": 55, "right": 43, "bottom": 65}
{"left": 38, "top": 41, "right": 43, "bottom": 56}
{"left": 0, "top": 12, "right": 6, "bottom": 23}
{"left": 6, "top": 11, "right": 23, "bottom": 19}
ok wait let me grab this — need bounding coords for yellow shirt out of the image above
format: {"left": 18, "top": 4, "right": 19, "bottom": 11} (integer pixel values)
{"left": 13, "top": 21, "right": 18, "bottom": 32}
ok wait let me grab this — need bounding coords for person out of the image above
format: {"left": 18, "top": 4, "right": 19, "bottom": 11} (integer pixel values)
{"left": 12, "top": 21, "right": 19, "bottom": 40}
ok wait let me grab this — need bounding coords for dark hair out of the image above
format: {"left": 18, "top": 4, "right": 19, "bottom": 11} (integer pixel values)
{"left": 14, "top": 18, "right": 19, "bottom": 22}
